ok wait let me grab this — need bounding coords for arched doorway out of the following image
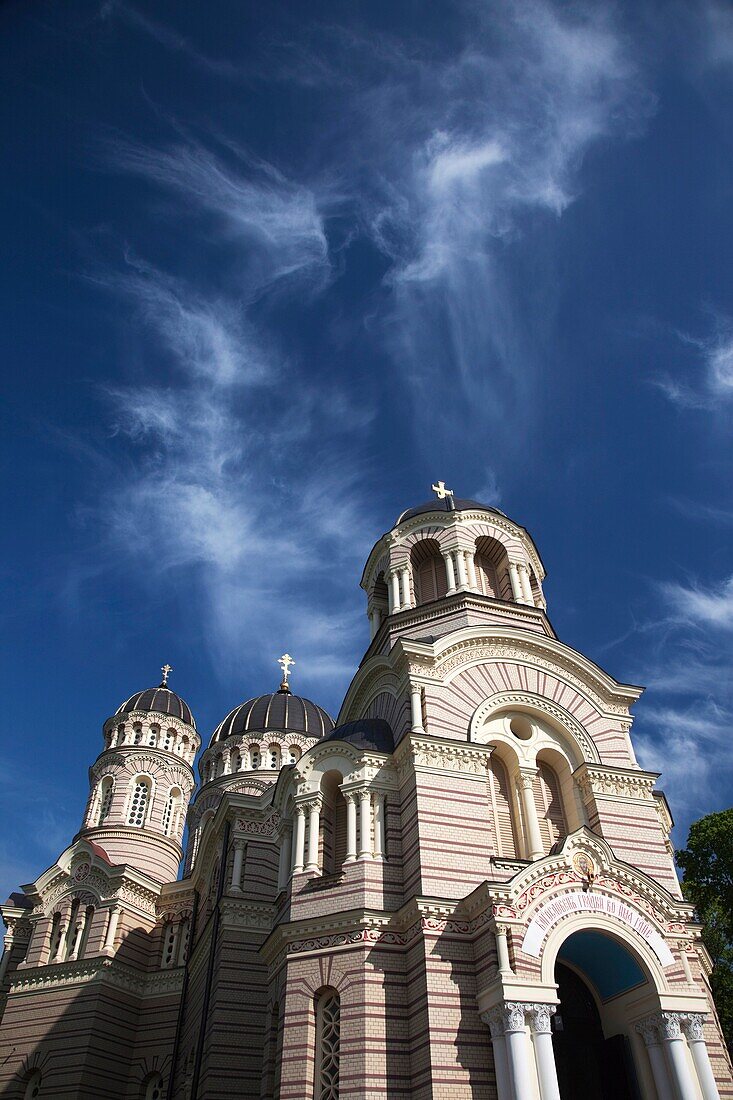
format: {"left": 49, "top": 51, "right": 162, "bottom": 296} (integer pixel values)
{"left": 552, "top": 931, "right": 645, "bottom": 1100}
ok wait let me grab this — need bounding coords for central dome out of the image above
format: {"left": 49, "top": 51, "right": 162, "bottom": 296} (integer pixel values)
{"left": 210, "top": 690, "right": 334, "bottom": 746}
{"left": 395, "top": 497, "right": 506, "bottom": 526}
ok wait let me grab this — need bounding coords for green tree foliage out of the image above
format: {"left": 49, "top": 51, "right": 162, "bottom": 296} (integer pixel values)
{"left": 677, "top": 808, "right": 733, "bottom": 1052}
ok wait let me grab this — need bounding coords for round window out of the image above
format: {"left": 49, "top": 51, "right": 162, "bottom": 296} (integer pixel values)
{"left": 509, "top": 715, "right": 533, "bottom": 741}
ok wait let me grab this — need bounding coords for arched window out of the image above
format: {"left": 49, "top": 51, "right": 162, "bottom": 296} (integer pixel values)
{"left": 23, "top": 1070, "right": 42, "bottom": 1100}
{"left": 142, "top": 1072, "right": 164, "bottom": 1100}
{"left": 133, "top": 724, "right": 143, "bottom": 745}
{"left": 288, "top": 746, "right": 301, "bottom": 765}
{"left": 231, "top": 748, "right": 241, "bottom": 773}
{"left": 533, "top": 761, "right": 567, "bottom": 853}
{"left": 250, "top": 745, "right": 261, "bottom": 770}
{"left": 268, "top": 744, "right": 280, "bottom": 770}
{"left": 97, "top": 777, "right": 114, "bottom": 825}
{"left": 49, "top": 912, "right": 62, "bottom": 960}
{"left": 162, "top": 787, "right": 182, "bottom": 836}
{"left": 411, "top": 539, "right": 448, "bottom": 606}
{"left": 321, "top": 772, "right": 347, "bottom": 876}
{"left": 314, "top": 988, "right": 340, "bottom": 1100}
{"left": 163, "top": 728, "right": 174, "bottom": 751}
{"left": 474, "top": 552, "right": 498, "bottom": 597}
{"left": 128, "top": 777, "right": 151, "bottom": 827}
{"left": 64, "top": 898, "right": 81, "bottom": 959}
{"left": 180, "top": 734, "right": 189, "bottom": 759}
{"left": 487, "top": 756, "right": 518, "bottom": 859}
{"left": 474, "top": 535, "right": 511, "bottom": 599}
{"left": 162, "top": 921, "right": 178, "bottom": 968}
{"left": 115, "top": 723, "right": 126, "bottom": 746}
{"left": 78, "top": 905, "right": 95, "bottom": 959}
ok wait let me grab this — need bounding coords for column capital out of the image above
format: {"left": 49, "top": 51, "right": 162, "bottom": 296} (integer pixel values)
{"left": 659, "top": 1011, "right": 684, "bottom": 1041}
{"left": 232, "top": 837, "right": 246, "bottom": 853}
{"left": 371, "top": 789, "right": 385, "bottom": 807}
{"left": 500, "top": 1002, "right": 527, "bottom": 1033}
{"left": 481, "top": 1007, "right": 506, "bottom": 1039}
{"left": 526, "top": 1003, "right": 556, "bottom": 1034}
{"left": 635, "top": 1015, "right": 661, "bottom": 1046}
{"left": 680, "top": 1012, "right": 706, "bottom": 1041}
{"left": 516, "top": 768, "right": 538, "bottom": 792}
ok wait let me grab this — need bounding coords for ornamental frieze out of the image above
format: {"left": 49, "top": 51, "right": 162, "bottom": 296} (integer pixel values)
{"left": 575, "top": 766, "right": 657, "bottom": 801}
{"left": 234, "top": 812, "right": 280, "bottom": 836}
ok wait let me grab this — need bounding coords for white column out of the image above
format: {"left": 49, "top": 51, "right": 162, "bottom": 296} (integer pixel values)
{"left": 483, "top": 1010, "right": 513, "bottom": 1100}
{"left": 680, "top": 948, "right": 694, "bottom": 984}
{"left": 368, "top": 609, "right": 377, "bottom": 640}
{"left": 517, "top": 770, "right": 544, "bottom": 860}
{"left": 292, "top": 806, "right": 306, "bottom": 874}
{"left": 682, "top": 1015, "right": 720, "bottom": 1100}
{"left": 410, "top": 685, "right": 425, "bottom": 734}
{"left": 502, "top": 1003, "right": 535, "bottom": 1100}
{"left": 358, "top": 790, "right": 372, "bottom": 860}
{"left": 400, "top": 567, "right": 411, "bottom": 609}
{"left": 345, "top": 793, "right": 358, "bottom": 862}
{"left": 230, "top": 839, "right": 245, "bottom": 894}
{"left": 0, "top": 936, "right": 15, "bottom": 983}
{"left": 456, "top": 549, "right": 469, "bottom": 589}
{"left": 52, "top": 904, "right": 70, "bottom": 962}
{"left": 508, "top": 561, "right": 523, "bottom": 602}
{"left": 67, "top": 916, "right": 84, "bottom": 962}
{"left": 528, "top": 1004, "right": 561, "bottom": 1100}
{"left": 306, "top": 799, "right": 321, "bottom": 873}
{"left": 660, "top": 1013, "right": 699, "bottom": 1100}
{"left": 277, "top": 829, "right": 292, "bottom": 890}
{"left": 495, "top": 925, "right": 512, "bottom": 975}
{"left": 373, "top": 794, "right": 385, "bottom": 860}
{"left": 467, "top": 552, "right": 478, "bottom": 592}
{"left": 443, "top": 551, "right": 457, "bottom": 594}
{"left": 222, "top": 748, "right": 231, "bottom": 775}
{"left": 518, "top": 562, "right": 534, "bottom": 605}
{"left": 637, "top": 1018, "right": 676, "bottom": 1100}
{"left": 103, "top": 905, "right": 121, "bottom": 952}
{"left": 389, "top": 571, "right": 401, "bottom": 613}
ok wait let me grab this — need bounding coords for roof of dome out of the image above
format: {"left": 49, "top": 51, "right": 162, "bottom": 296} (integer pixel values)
{"left": 211, "top": 690, "right": 334, "bottom": 745}
{"left": 395, "top": 497, "right": 507, "bottom": 526}
{"left": 115, "top": 686, "right": 196, "bottom": 730}
{"left": 323, "top": 717, "right": 394, "bottom": 754}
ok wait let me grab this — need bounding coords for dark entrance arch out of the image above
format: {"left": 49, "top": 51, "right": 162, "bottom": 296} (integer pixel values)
{"left": 552, "top": 962, "right": 640, "bottom": 1100}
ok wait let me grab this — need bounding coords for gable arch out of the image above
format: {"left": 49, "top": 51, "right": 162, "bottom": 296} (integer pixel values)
{"left": 470, "top": 691, "right": 601, "bottom": 766}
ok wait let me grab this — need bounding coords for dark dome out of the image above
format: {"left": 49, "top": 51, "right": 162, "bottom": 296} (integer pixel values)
{"left": 211, "top": 691, "right": 334, "bottom": 746}
{"left": 396, "top": 498, "right": 506, "bottom": 526}
{"left": 115, "top": 687, "right": 196, "bottom": 730}
{"left": 324, "top": 717, "right": 394, "bottom": 754}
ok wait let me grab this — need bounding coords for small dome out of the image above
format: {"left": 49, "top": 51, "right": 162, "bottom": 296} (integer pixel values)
{"left": 115, "top": 687, "right": 196, "bottom": 730}
{"left": 395, "top": 498, "right": 506, "bottom": 526}
{"left": 211, "top": 691, "right": 334, "bottom": 746}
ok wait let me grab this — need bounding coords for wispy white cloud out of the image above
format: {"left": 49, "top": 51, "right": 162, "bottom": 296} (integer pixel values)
{"left": 342, "top": 1, "right": 654, "bottom": 455}
{"left": 654, "top": 316, "right": 733, "bottom": 409}
{"left": 95, "top": 144, "right": 375, "bottom": 703}
{"left": 660, "top": 574, "right": 733, "bottom": 630}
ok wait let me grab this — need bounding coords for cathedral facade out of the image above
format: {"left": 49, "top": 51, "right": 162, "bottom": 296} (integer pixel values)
{"left": 1, "top": 491, "right": 730, "bottom": 1100}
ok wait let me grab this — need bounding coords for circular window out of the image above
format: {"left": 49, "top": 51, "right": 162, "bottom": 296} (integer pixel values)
{"left": 509, "top": 715, "right": 533, "bottom": 741}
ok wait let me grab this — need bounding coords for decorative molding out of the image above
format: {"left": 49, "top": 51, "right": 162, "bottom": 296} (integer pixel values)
{"left": 574, "top": 764, "right": 658, "bottom": 802}
{"left": 9, "top": 956, "right": 184, "bottom": 998}
{"left": 395, "top": 736, "right": 491, "bottom": 781}
{"left": 233, "top": 813, "right": 280, "bottom": 837}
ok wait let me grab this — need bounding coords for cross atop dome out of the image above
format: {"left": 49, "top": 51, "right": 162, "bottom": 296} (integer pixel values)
{"left": 431, "top": 480, "right": 455, "bottom": 510}
{"left": 160, "top": 663, "right": 173, "bottom": 687}
{"left": 278, "top": 653, "right": 295, "bottom": 694}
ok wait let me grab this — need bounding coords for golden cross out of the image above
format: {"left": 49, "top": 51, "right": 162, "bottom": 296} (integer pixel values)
{"left": 160, "top": 663, "right": 173, "bottom": 687}
{"left": 431, "top": 480, "right": 454, "bottom": 502}
{"left": 278, "top": 653, "right": 295, "bottom": 685}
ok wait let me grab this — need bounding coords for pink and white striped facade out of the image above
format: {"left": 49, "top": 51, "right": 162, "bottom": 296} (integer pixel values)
{"left": 0, "top": 496, "right": 730, "bottom": 1100}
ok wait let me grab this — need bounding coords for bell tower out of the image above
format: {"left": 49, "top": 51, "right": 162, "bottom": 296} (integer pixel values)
{"left": 77, "top": 666, "right": 200, "bottom": 883}
{"left": 361, "top": 482, "right": 549, "bottom": 650}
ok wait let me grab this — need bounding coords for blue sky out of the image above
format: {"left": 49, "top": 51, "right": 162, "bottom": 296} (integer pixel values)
{"left": 2, "top": 0, "right": 732, "bottom": 899}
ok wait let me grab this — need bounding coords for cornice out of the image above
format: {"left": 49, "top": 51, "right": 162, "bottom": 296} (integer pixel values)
{"left": 8, "top": 956, "right": 184, "bottom": 998}
{"left": 574, "top": 763, "right": 660, "bottom": 802}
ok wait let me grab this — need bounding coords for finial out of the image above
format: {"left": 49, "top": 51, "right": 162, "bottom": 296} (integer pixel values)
{"left": 160, "top": 663, "right": 173, "bottom": 688}
{"left": 431, "top": 480, "right": 455, "bottom": 510}
{"left": 277, "top": 653, "right": 294, "bottom": 694}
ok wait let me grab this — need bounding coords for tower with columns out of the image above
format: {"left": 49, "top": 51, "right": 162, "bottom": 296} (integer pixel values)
{"left": 0, "top": 491, "right": 731, "bottom": 1100}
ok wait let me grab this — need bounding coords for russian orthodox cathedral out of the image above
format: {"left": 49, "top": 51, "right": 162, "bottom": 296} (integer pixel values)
{"left": 1, "top": 487, "right": 730, "bottom": 1100}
